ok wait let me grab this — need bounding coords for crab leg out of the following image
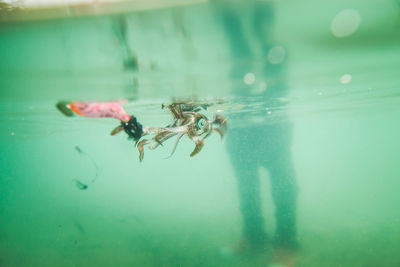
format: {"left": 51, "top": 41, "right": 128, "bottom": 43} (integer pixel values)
{"left": 190, "top": 139, "right": 204, "bottom": 157}
{"left": 154, "top": 131, "right": 173, "bottom": 146}
{"left": 168, "top": 105, "right": 180, "bottom": 120}
{"left": 164, "top": 132, "right": 186, "bottom": 159}
{"left": 150, "top": 131, "right": 178, "bottom": 150}
{"left": 177, "top": 104, "right": 184, "bottom": 119}
{"left": 163, "top": 125, "right": 189, "bottom": 133}
{"left": 137, "top": 139, "right": 150, "bottom": 162}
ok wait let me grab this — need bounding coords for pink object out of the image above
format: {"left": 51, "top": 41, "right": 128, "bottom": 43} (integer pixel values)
{"left": 68, "top": 101, "right": 131, "bottom": 122}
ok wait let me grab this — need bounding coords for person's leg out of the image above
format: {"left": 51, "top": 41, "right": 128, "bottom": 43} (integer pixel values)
{"left": 260, "top": 122, "right": 298, "bottom": 249}
{"left": 252, "top": 1, "right": 289, "bottom": 101}
{"left": 212, "top": 1, "right": 254, "bottom": 94}
{"left": 252, "top": 1, "right": 274, "bottom": 56}
{"left": 250, "top": 1, "right": 296, "bottom": 249}
{"left": 111, "top": 15, "right": 138, "bottom": 70}
{"left": 269, "top": 161, "right": 297, "bottom": 249}
{"left": 218, "top": 5, "right": 252, "bottom": 62}
{"left": 226, "top": 128, "right": 268, "bottom": 247}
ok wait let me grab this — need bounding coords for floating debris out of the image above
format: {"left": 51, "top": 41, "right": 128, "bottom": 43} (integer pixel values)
{"left": 73, "top": 179, "right": 88, "bottom": 190}
{"left": 73, "top": 219, "right": 86, "bottom": 235}
{"left": 72, "top": 146, "right": 99, "bottom": 190}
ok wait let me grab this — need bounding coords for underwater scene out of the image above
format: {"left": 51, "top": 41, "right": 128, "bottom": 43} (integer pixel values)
{"left": 1, "top": 0, "right": 400, "bottom": 266}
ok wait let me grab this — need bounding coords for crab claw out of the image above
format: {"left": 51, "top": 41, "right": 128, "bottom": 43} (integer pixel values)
{"left": 137, "top": 139, "right": 150, "bottom": 162}
{"left": 190, "top": 139, "right": 204, "bottom": 157}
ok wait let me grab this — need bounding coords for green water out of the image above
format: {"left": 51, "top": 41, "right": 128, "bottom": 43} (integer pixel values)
{"left": 1, "top": 0, "right": 400, "bottom": 266}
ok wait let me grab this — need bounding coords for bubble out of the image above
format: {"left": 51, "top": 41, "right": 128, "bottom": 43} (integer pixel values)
{"left": 10, "top": 132, "right": 15, "bottom": 136}
{"left": 331, "top": 9, "right": 361, "bottom": 38}
{"left": 243, "top": 72, "right": 256, "bottom": 85}
{"left": 268, "top": 46, "right": 286, "bottom": 64}
{"left": 340, "top": 74, "right": 352, "bottom": 84}
{"left": 251, "top": 81, "right": 267, "bottom": 94}
{"left": 259, "top": 81, "right": 267, "bottom": 91}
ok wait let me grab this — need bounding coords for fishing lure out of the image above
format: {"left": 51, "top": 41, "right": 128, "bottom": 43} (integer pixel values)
{"left": 56, "top": 100, "right": 227, "bottom": 161}
{"left": 56, "top": 100, "right": 131, "bottom": 122}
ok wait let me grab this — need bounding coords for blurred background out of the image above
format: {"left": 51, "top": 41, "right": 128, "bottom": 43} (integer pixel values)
{"left": 1, "top": 0, "right": 400, "bottom": 266}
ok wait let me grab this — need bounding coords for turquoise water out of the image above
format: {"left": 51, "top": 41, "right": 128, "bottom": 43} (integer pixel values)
{"left": 1, "top": 0, "right": 400, "bottom": 266}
